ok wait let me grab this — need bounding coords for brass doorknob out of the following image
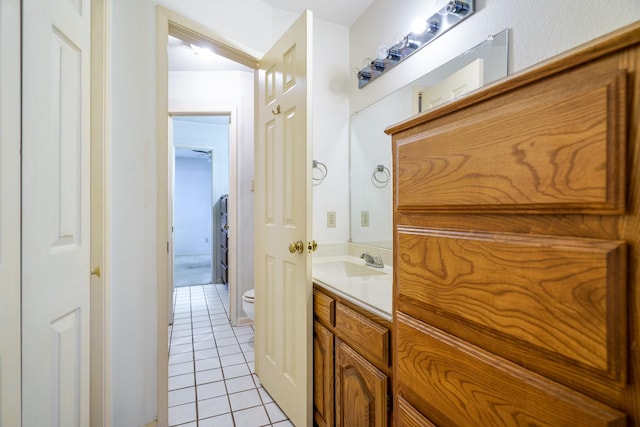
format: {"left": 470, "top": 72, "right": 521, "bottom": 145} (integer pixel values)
{"left": 308, "top": 240, "right": 318, "bottom": 253}
{"left": 90, "top": 265, "right": 101, "bottom": 278}
{"left": 288, "top": 240, "right": 304, "bottom": 254}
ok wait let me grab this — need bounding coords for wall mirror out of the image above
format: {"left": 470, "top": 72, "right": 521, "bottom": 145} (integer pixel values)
{"left": 350, "top": 29, "right": 509, "bottom": 249}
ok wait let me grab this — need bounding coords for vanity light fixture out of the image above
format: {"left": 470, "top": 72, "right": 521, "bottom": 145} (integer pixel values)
{"left": 357, "top": 0, "right": 475, "bottom": 88}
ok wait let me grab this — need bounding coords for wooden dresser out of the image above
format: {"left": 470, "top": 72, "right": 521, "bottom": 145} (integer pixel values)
{"left": 386, "top": 23, "right": 640, "bottom": 426}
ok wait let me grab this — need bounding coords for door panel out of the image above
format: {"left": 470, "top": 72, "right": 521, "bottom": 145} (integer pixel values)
{"left": 255, "top": 10, "right": 313, "bottom": 427}
{"left": 22, "top": 0, "right": 91, "bottom": 424}
{"left": 0, "top": 0, "right": 21, "bottom": 425}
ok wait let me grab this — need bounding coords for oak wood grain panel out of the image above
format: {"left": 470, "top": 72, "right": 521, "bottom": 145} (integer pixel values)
{"left": 395, "top": 211, "right": 621, "bottom": 241}
{"left": 395, "top": 313, "right": 626, "bottom": 427}
{"left": 335, "top": 303, "right": 389, "bottom": 369}
{"left": 314, "top": 288, "right": 335, "bottom": 327}
{"left": 396, "top": 396, "right": 437, "bottom": 427}
{"left": 314, "top": 321, "right": 334, "bottom": 427}
{"left": 335, "top": 339, "right": 388, "bottom": 427}
{"left": 396, "top": 228, "right": 627, "bottom": 389}
{"left": 395, "top": 64, "right": 627, "bottom": 214}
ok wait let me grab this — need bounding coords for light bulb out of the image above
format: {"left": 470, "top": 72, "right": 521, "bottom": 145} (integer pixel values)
{"left": 411, "top": 18, "right": 427, "bottom": 35}
{"left": 376, "top": 45, "right": 390, "bottom": 60}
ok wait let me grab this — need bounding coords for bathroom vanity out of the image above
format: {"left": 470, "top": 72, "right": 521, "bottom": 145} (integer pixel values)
{"left": 311, "top": 249, "right": 393, "bottom": 427}
{"left": 313, "top": 283, "right": 392, "bottom": 427}
{"left": 387, "top": 22, "right": 640, "bottom": 426}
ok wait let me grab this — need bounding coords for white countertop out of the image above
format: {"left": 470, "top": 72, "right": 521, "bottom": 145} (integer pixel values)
{"left": 312, "top": 256, "right": 393, "bottom": 321}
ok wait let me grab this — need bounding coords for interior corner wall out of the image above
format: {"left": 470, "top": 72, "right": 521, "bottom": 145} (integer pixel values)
{"left": 349, "top": 0, "right": 640, "bottom": 114}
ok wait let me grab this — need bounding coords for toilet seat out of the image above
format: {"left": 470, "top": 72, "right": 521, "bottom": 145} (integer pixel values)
{"left": 242, "top": 288, "right": 255, "bottom": 302}
{"left": 242, "top": 288, "right": 255, "bottom": 321}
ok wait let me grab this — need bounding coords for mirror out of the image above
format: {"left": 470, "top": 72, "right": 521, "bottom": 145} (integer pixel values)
{"left": 350, "top": 29, "right": 509, "bottom": 249}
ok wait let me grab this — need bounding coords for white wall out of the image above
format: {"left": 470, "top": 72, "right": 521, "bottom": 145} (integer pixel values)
{"left": 311, "top": 20, "right": 351, "bottom": 245}
{"left": 174, "top": 155, "right": 213, "bottom": 256}
{"left": 350, "top": 0, "right": 640, "bottom": 113}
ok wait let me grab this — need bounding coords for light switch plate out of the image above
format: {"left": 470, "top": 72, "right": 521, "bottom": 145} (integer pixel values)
{"left": 361, "top": 211, "right": 369, "bottom": 227}
{"left": 327, "top": 211, "right": 336, "bottom": 228}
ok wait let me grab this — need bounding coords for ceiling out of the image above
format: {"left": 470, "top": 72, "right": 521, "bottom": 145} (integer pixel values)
{"left": 261, "top": 0, "right": 374, "bottom": 27}
{"left": 168, "top": 0, "right": 373, "bottom": 72}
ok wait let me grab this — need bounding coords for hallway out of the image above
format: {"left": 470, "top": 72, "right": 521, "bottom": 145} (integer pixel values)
{"left": 168, "top": 284, "right": 291, "bottom": 426}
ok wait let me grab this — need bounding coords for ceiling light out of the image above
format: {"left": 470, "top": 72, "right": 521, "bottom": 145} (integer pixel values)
{"left": 190, "top": 43, "right": 214, "bottom": 58}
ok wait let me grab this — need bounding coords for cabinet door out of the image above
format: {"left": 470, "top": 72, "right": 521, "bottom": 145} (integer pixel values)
{"left": 314, "top": 321, "right": 334, "bottom": 427}
{"left": 335, "top": 339, "right": 387, "bottom": 427}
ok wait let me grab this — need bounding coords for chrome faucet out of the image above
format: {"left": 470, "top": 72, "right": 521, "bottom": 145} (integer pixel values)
{"left": 361, "top": 252, "right": 384, "bottom": 268}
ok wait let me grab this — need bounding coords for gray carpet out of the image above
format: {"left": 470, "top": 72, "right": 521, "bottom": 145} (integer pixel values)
{"left": 174, "top": 254, "right": 213, "bottom": 287}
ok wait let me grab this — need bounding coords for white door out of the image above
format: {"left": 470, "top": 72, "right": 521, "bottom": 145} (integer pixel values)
{"left": 0, "top": 0, "right": 22, "bottom": 425}
{"left": 22, "top": 0, "right": 91, "bottom": 424}
{"left": 255, "top": 10, "right": 313, "bottom": 427}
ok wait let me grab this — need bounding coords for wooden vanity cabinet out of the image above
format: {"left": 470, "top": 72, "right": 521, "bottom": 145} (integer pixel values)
{"left": 313, "top": 286, "right": 391, "bottom": 427}
{"left": 313, "top": 320, "right": 334, "bottom": 427}
{"left": 387, "top": 23, "right": 640, "bottom": 426}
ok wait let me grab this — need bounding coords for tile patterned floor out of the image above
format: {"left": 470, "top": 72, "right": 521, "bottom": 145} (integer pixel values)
{"left": 168, "top": 284, "right": 292, "bottom": 427}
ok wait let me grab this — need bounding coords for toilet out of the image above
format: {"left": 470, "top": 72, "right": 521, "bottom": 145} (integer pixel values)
{"left": 242, "top": 288, "right": 255, "bottom": 321}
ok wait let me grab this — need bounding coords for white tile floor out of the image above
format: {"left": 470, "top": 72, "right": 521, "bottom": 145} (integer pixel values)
{"left": 169, "top": 284, "right": 292, "bottom": 427}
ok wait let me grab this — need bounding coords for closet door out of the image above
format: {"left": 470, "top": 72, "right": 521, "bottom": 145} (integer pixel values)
{"left": 22, "top": 0, "right": 92, "bottom": 424}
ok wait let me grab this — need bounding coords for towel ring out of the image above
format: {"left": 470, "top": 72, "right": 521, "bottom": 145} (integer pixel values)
{"left": 312, "top": 160, "right": 328, "bottom": 185}
{"left": 372, "top": 164, "right": 390, "bottom": 186}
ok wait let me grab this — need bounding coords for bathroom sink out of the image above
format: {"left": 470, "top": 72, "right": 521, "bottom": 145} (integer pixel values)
{"left": 312, "top": 255, "right": 393, "bottom": 319}
{"left": 315, "top": 260, "right": 387, "bottom": 277}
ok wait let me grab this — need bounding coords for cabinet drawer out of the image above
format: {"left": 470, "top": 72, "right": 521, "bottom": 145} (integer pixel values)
{"left": 313, "top": 289, "right": 335, "bottom": 327}
{"left": 396, "top": 228, "right": 627, "bottom": 394}
{"left": 395, "top": 313, "right": 626, "bottom": 427}
{"left": 335, "top": 303, "right": 389, "bottom": 368}
{"left": 395, "top": 62, "right": 627, "bottom": 214}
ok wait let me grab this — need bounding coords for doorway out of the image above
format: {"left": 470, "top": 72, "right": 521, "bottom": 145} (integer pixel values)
{"left": 172, "top": 115, "right": 231, "bottom": 289}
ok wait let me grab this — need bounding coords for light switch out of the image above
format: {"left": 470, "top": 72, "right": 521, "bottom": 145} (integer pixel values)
{"left": 327, "top": 211, "right": 336, "bottom": 228}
